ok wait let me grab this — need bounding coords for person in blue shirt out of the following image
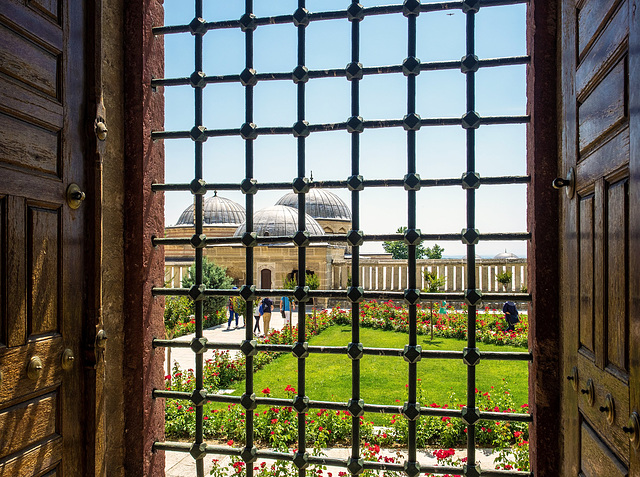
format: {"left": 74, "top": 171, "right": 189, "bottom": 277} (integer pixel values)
{"left": 280, "top": 295, "right": 296, "bottom": 327}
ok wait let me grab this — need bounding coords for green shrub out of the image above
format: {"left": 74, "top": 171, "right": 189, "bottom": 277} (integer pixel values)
{"left": 181, "top": 258, "right": 234, "bottom": 318}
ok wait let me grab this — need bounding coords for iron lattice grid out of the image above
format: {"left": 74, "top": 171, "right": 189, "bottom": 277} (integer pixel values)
{"left": 151, "top": 1, "right": 533, "bottom": 476}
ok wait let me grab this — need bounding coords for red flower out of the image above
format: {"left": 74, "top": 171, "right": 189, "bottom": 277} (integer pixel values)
{"left": 262, "top": 387, "right": 271, "bottom": 394}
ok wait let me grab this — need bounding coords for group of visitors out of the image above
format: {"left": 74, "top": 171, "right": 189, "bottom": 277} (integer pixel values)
{"left": 227, "top": 295, "right": 296, "bottom": 337}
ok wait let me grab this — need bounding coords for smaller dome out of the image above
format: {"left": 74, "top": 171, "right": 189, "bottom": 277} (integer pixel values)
{"left": 494, "top": 251, "right": 519, "bottom": 260}
{"left": 176, "top": 193, "right": 245, "bottom": 226}
{"left": 275, "top": 188, "right": 351, "bottom": 220}
{"left": 234, "top": 205, "right": 325, "bottom": 237}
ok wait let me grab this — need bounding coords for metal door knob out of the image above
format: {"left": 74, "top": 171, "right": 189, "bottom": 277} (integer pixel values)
{"left": 95, "top": 121, "right": 108, "bottom": 141}
{"left": 61, "top": 348, "right": 75, "bottom": 370}
{"left": 66, "top": 183, "right": 86, "bottom": 209}
{"left": 623, "top": 412, "right": 640, "bottom": 449}
{"left": 27, "top": 356, "right": 43, "bottom": 380}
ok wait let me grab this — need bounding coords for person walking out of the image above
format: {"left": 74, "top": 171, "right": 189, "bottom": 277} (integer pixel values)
{"left": 253, "top": 299, "right": 262, "bottom": 337}
{"left": 280, "top": 295, "right": 296, "bottom": 327}
{"left": 502, "top": 300, "right": 519, "bottom": 332}
{"left": 261, "top": 296, "right": 273, "bottom": 334}
{"left": 227, "top": 296, "right": 239, "bottom": 330}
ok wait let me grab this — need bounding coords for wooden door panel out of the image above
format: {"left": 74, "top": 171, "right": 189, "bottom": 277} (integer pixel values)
{"left": 606, "top": 179, "right": 628, "bottom": 375}
{"left": 27, "top": 0, "right": 61, "bottom": 25}
{"left": 27, "top": 203, "right": 61, "bottom": 337}
{"left": 577, "top": 0, "right": 628, "bottom": 96}
{"left": 0, "top": 0, "right": 86, "bottom": 475}
{"left": 577, "top": 58, "right": 627, "bottom": 153}
{"left": 579, "top": 194, "right": 595, "bottom": 355}
{"left": 581, "top": 421, "right": 628, "bottom": 477}
{"left": 0, "top": 436, "right": 61, "bottom": 477}
{"left": 578, "top": 352, "right": 631, "bottom": 460}
{"left": 562, "top": 0, "right": 636, "bottom": 474}
{"left": 0, "top": 392, "right": 59, "bottom": 459}
{"left": 6, "top": 196, "right": 27, "bottom": 348}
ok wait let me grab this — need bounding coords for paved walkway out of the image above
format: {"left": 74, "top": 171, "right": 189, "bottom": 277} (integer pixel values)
{"left": 166, "top": 446, "right": 503, "bottom": 476}
{"left": 165, "top": 308, "right": 296, "bottom": 376}
{"left": 164, "top": 307, "right": 505, "bottom": 476}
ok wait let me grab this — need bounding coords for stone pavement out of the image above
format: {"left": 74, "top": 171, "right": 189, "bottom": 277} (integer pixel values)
{"left": 164, "top": 307, "right": 504, "bottom": 476}
{"left": 166, "top": 445, "right": 503, "bottom": 476}
{"left": 165, "top": 308, "right": 296, "bottom": 376}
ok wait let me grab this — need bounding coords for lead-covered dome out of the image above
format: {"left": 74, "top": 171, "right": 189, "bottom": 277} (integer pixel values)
{"left": 494, "top": 251, "right": 519, "bottom": 260}
{"left": 234, "top": 205, "right": 325, "bottom": 237}
{"left": 275, "top": 188, "right": 351, "bottom": 221}
{"left": 176, "top": 193, "right": 245, "bottom": 226}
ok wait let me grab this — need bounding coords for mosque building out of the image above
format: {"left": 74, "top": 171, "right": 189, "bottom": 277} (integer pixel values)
{"left": 163, "top": 189, "right": 352, "bottom": 290}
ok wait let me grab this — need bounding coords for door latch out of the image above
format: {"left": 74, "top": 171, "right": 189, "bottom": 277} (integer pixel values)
{"left": 552, "top": 166, "right": 575, "bottom": 198}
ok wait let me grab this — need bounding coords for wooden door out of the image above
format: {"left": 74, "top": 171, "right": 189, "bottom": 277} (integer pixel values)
{"left": 0, "top": 0, "right": 89, "bottom": 475}
{"left": 261, "top": 269, "right": 272, "bottom": 290}
{"left": 559, "top": 0, "right": 639, "bottom": 475}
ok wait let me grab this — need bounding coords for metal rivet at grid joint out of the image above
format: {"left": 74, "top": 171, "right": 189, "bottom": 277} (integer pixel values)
{"left": 347, "top": 398, "right": 365, "bottom": 417}
{"left": 190, "top": 337, "right": 208, "bottom": 354}
{"left": 190, "top": 442, "right": 207, "bottom": 460}
{"left": 345, "top": 62, "right": 364, "bottom": 81}
{"left": 190, "top": 389, "right": 208, "bottom": 406}
{"left": 239, "top": 284, "right": 256, "bottom": 301}
{"left": 403, "top": 0, "right": 421, "bottom": 17}
{"left": 402, "top": 56, "right": 421, "bottom": 76}
{"left": 292, "top": 120, "right": 310, "bottom": 137}
{"left": 240, "top": 178, "right": 258, "bottom": 195}
{"left": 347, "top": 457, "right": 365, "bottom": 474}
{"left": 464, "top": 289, "right": 483, "bottom": 307}
{"left": 292, "top": 65, "right": 309, "bottom": 84}
{"left": 239, "top": 68, "right": 258, "bottom": 87}
{"left": 188, "top": 17, "right": 207, "bottom": 35}
{"left": 461, "top": 228, "right": 480, "bottom": 245}
{"left": 242, "top": 446, "right": 258, "bottom": 464}
{"left": 347, "top": 175, "right": 365, "bottom": 191}
{"left": 403, "top": 113, "right": 422, "bottom": 131}
{"left": 463, "top": 464, "right": 482, "bottom": 477}
{"left": 463, "top": 347, "right": 481, "bottom": 366}
{"left": 346, "top": 116, "right": 365, "bottom": 133}
{"left": 347, "top": 286, "right": 365, "bottom": 303}
{"left": 461, "top": 111, "right": 481, "bottom": 129}
{"left": 240, "top": 122, "right": 258, "bottom": 140}
{"left": 403, "top": 228, "right": 422, "bottom": 245}
{"left": 462, "top": 0, "right": 481, "bottom": 13}
{"left": 189, "top": 178, "right": 207, "bottom": 195}
{"left": 187, "top": 284, "right": 206, "bottom": 302}
{"left": 240, "top": 392, "right": 257, "bottom": 410}
{"left": 292, "top": 341, "right": 309, "bottom": 358}
{"left": 241, "top": 232, "right": 258, "bottom": 247}
{"left": 189, "top": 125, "right": 207, "bottom": 142}
{"left": 346, "top": 230, "right": 365, "bottom": 247}
{"left": 239, "top": 13, "right": 257, "bottom": 32}
{"left": 404, "top": 288, "right": 421, "bottom": 305}
{"left": 461, "top": 172, "right": 481, "bottom": 189}
{"left": 190, "top": 234, "right": 207, "bottom": 249}
{"left": 189, "top": 71, "right": 206, "bottom": 88}
{"left": 404, "top": 461, "right": 421, "bottom": 477}
{"left": 347, "top": 3, "right": 365, "bottom": 22}
{"left": 347, "top": 342, "right": 364, "bottom": 360}
{"left": 292, "top": 177, "right": 310, "bottom": 194}
{"left": 461, "top": 406, "right": 480, "bottom": 425}
{"left": 293, "top": 452, "right": 310, "bottom": 470}
{"left": 294, "top": 286, "right": 310, "bottom": 302}
{"left": 403, "top": 173, "right": 421, "bottom": 191}
{"left": 292, "top": 7, "right": 310, "bottom": 27}
{"left": 293, "top": 395, "right": 310, "bottom": 413}
{"left": 240, "top": 339, "right": 258, "bottom": 357}
{"left": 403, "top": 345, "right": 422, "bottom": 363}
{"left": 402, "top": 401, "right": 421, "bottom": 421}
{"left": 293, "top": 231, "right": 310, "bottom": 247}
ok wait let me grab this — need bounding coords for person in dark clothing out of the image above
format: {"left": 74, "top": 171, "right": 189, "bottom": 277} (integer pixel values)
{"left": 502, "top": 301, "right": 519, "bottom": 331}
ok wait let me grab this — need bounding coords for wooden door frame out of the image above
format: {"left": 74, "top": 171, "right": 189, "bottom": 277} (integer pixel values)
{"left": 121, "top": 0, "right": 166, "bottom": 475}
{"left": 113, "top": 0, "right": 617, "bottom": 474}
{"left": 526, "top": 0, "right": 562, "bottom": 474}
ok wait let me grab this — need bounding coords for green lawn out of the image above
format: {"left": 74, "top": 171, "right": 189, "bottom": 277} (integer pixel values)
{"left": 228, "top": 325, "right": 528, "bottom": 418}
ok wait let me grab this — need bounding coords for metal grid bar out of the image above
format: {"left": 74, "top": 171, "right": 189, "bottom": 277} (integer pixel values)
{"left": 152, "top": 1, "right": 533, "bottom": 476}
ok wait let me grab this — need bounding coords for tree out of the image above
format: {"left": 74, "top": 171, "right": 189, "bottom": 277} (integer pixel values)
{"left": 382, "top": 226, "right": 444, "bottom": 260}
{"left": 182, "top": 257, "right": 234, "bottom": 317}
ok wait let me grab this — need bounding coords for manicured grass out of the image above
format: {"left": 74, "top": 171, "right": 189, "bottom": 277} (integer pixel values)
{"left": 227, "top": 325, "right": 528, "bottom": 423}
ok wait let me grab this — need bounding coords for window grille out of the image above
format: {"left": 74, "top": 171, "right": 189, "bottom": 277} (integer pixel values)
{"left": 151, "top": 1, "right": 533, "bottom": 476}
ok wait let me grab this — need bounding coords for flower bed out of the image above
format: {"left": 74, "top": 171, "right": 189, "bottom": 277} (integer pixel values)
{"left": 203, "top": 382, "right": 530, "bottom": 476}
{"left": 328, "top": 301, "right": 528, "bottom": 348}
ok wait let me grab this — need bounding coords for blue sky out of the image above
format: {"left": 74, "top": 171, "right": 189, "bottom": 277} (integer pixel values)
{"left": 162, "top": 1, "right": 527, "bottom": 258}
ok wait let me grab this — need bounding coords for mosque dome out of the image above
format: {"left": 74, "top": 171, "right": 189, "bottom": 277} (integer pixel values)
{"left": 493, "top": 251, "right": 519, "bottom": 260}
{"left": 175, "top": 193, "right": 245, "bottom": 226}
{"left": 233, "top": 205, "right": 325, "bottom": 237}
{"left": 275, "top": 188, "right": 351, "bottom": 221}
